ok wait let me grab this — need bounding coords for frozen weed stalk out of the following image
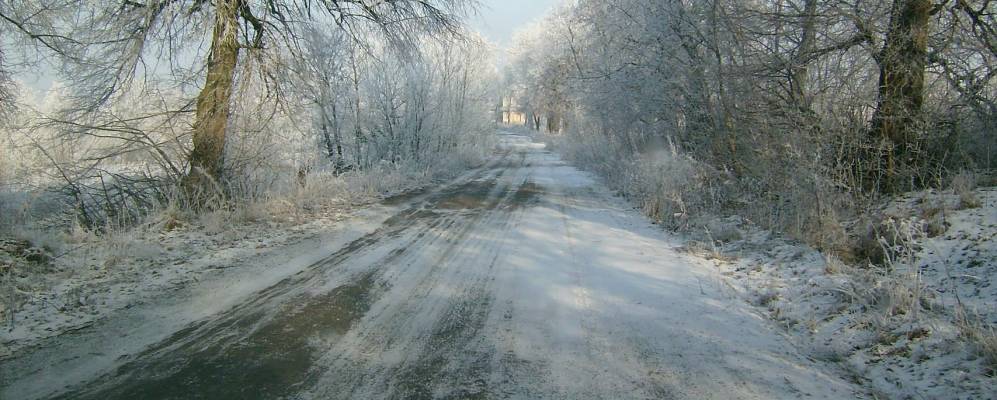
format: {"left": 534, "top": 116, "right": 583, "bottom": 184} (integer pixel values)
{"left": 876, "top": 217, "right": 926, "bottom": 321}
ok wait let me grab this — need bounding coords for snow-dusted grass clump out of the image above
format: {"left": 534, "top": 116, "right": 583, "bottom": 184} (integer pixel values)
{"left": 680, "top": 187, "right": 997, "bottom": 399}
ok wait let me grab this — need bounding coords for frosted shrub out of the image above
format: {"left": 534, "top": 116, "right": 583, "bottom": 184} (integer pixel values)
{"left": 862, "top": 217, "right": 931, "bottom": 336}
{"left": 951, "top": 171, "right": 981, "bottom": 209}
{"left": 630, "top": 150, "right": 705, "bottom": 227}
{"left": 546, "top": 124, "right": 718, "bottom": 229}
{"left": 445, "top": 138, "right": 493, "bottom": 173}
{"left": 344, "top": 160, "right": 426, "bottom": 197}
{"left": 291, "top": 171, "right": 350, "bottom": 208}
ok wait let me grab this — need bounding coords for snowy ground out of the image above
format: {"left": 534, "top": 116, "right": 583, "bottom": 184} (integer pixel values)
{"left": 0, "top": 209, "right": 345, "bottom": 356}
{"left": 679, "top": 190, "right": 997, "bottom": 399}
{"left": 0, "top": 132, "right": 863, "bottom": 399}
{"left": 0, "top": 161, "right": 455, "bottom": 360}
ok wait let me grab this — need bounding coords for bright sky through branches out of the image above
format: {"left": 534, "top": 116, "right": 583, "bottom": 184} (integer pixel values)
{"left": 469, "top": 0, "right": 560, "bottom": 60}
{"left": 17, "top": 0, "right": 559, "bottom": 93}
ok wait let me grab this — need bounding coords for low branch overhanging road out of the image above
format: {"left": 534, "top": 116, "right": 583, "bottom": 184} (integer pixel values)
{"left": 2, "top": 131, "right": 863, "bottom": 399}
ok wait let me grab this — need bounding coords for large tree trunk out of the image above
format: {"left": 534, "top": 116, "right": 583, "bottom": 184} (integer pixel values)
{"left": 789, "top": 0, "right": 818, "bottom": 111}
{"left": 330, "top": 101, "right": 344, "bottom": 166}
{"left": 350, "top": 47, "right": 365, "bottom": 169}
{"left": 319, "top": 107, "right": 336, "bottom": 160}
{"left": 183, "top": 0, "right": 240, "bottom": 198}
{"left": 672, "top": 2, "right": 719, "bottom": 155}
{"left": 869, "top": 0, "right": 933, "bottom": 191}
{"left": 546, "top": 112, "right": 560, "bottom": 133}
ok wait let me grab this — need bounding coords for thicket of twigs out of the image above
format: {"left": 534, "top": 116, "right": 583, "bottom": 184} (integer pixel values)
{"left": 0, "top": 1, "right": 495, "bottom": 234}
{"left": 503, "top": 0, "right": 995, "bottom": 261}
{"left": 503, "top": 0, "right": 997, "bottom": 383}
{"left": 0, "top": 1, "right": 496, "bottom": 327}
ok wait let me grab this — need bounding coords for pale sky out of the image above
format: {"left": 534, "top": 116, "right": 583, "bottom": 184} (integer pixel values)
{"left": 17, "top": 1, "right": 561, "bottom": 95}
{"left": 468, "top": 0, "right": 561, "bottom": 48}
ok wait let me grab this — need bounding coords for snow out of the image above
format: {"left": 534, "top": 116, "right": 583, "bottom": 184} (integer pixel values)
{"left": 0, "top": 205, "right": 400, "bottom": 397}
{"left": 680, "top": 189, "right": 997, "bottom": 399}
{"left": 0, "top": 163, "right": 490, "bottom": 397}
{"left": 12, "top": 131, "right": 987, "bottom": 399}
{"left": 1, "top": 131, "right": 867, "bottom": 399}
{"left": 298, "top": 132, "right": 861, "bottom": 399}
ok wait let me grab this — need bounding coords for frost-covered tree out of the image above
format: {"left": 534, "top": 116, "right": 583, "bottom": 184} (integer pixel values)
{"left": 282, "top": 26, "right": 495, "bottom": 175}
{"left": 504, "top": 0, "right": 995, "bottom": 244}
{"left": 0, "top": 0, "right": 78, "bottom": 119}
{"left": 290, "top": 26, "right": 351, "bottom": 168}
{"left": 42, "top": 0, "right": 472, "bottom": 198}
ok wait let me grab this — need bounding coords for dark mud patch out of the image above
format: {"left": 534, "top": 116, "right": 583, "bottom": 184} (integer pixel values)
{"left": 383, "top": 178, "right": 502, "bottom": 220}
{"left": 435, "top": 180, "right": 498, "bottom": 210}
{"left": 382, "top": 187, "right": 429, "bottom": 206}
{"left": 57, "top": 273, "right": 380, "bottom": 400}
{"left": 382, "top": 208, "right": 440, "bottom": 228}
{"left": 510, "top": 182, "right": 543, "bottom": 209}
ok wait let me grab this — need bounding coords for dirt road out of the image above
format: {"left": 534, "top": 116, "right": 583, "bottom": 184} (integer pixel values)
{"left": 1, "top": 132, "right": 861, "bottom": 399}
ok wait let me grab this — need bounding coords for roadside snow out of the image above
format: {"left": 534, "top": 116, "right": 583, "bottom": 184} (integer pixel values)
{"left": 0, "top": 172, "right": 449, "bottom": 361}
{"left": 0, "top": 206, "right": 347, "bottom": 358}
{"left": 680, "top": 188, "right": 996, "bottom": 399}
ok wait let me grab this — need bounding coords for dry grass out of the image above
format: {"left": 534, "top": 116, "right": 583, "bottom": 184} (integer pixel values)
{"left": 823, "top": 254, "right": 847, "bottom": 275}
{"left": 0, "top": 251, "right": 20, "bottom": 330}
{"left": 956, "top": 307, "right": 997, "bottom": 370}
{"left": 918, "top": 202, "right": 949, "bottom": 237}
{"left": 705, "top": 219, "right": 743, "bottom": 243}
{"left": 951, "top": 171, "right": 981, "bottom": 209}
{"left": 8, "top": 227, "right": 64, "bottom": 255}
{"left": 874, "top": 218, "right": 927, "bottom": 320}
{"left": 977, "top": 327, "right": 997, "bottom": 370}
{"left": 801, "top": 205, "right": 852, "bottom": 255}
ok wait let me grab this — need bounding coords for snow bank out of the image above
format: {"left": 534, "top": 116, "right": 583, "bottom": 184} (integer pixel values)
{"left": 680, "top": 188, "right": 996, "bottom": 399}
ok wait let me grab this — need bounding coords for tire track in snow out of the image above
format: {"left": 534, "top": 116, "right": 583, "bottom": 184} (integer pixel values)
{"left": 302, "top": 149, "right": 536, "bottom": 399}
{"left": 18, "top": 132, "right": 864, "bottom": 400}
{"left": 44, "top": 151, "right": 520, "bottom": 400}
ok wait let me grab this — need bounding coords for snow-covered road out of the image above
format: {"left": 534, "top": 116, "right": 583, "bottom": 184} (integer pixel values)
{"left": 4, "top": 132, "right": 861, "bottom": 399}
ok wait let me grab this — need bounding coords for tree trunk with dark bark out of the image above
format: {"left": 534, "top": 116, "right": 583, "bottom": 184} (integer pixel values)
{"left": 789, "top": 0, "right": 818, "bottom": 112}
{"left": 546, "top": 112, "right": 559, "bottom": 133}
{"left": 869, "top": 0, "right": 933, "bottom": 191}
{"left": 183, "top": 0, "right": 241, "bottom": 200}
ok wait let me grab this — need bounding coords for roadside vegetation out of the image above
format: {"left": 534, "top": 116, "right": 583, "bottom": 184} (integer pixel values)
{"left": 0, "top": 0, "right": 495, "bottom": 349}
{"left": 501, "top": 0, "right": 995, "bottom": 397}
